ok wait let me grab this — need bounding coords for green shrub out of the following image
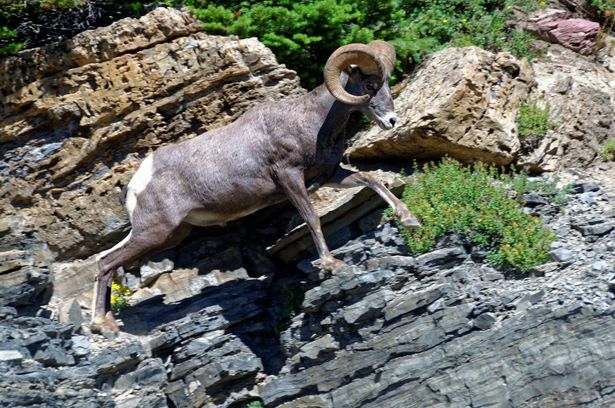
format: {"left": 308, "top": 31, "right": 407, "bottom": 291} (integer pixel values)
{"left": 517, "top": 102, "right": 552, "bottom": 139}
{"left": 246, "top": 401, "right": 264, "bottom": 408}
{"left": 506, "top": 30, "right": 543, "bottom": 61}
{"left": 601, "top": 139, "right": 615, "bottom": 161}
{"left": 397, "top": 159, "right": 555, "bottom": 272}
{"left": 592, "top": 0, "right": 615, "bottom": 12}
{"left": 175, "top": 0, "right": 546, "bottom": 87}
{"left": 0, "top": 41, "right": 22, "bottom": 57}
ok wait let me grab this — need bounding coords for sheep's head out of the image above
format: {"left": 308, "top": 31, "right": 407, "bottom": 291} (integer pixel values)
{"left": 324, "top": 40, "right": 397, "bottom": 130}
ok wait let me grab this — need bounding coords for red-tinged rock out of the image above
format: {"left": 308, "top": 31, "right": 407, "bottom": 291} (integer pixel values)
{"left": 533, "top": 9, "right": 600, "bottom": 55}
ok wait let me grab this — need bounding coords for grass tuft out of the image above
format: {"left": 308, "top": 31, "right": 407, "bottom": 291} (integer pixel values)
{"left": 601, "top": 140, "right": 615, "bottom": 161}
{"left": 518, "top": 102, "right": 552, "bottom": 140}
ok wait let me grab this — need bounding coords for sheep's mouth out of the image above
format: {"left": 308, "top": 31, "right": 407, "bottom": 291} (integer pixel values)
{"left": 375, "top": 114, "right": 397, "bottom": 130}
{"left": 377, "top": 120, "right": 395, "bottom": 130}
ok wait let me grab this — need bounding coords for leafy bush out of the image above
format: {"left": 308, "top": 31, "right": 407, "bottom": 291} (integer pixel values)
{"left": 592, "top": 0, "right": 615, "bottom": 12}
{"left": 505, "top": 30, "right": 543, "bottom": 61}
{"left": 397, "top": 159, "right": 555, "bottom": 272}
{"left": 245, "top": 401, "right": 264, "bottom": 408}
{"left": 517, "top": 102, "right": 552, "bottom": 139}
{"left": 601, "top": 139, "right": 615, "bottom": 161}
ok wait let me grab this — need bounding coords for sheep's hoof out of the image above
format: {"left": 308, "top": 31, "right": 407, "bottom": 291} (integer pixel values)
{"left": 399, "top": 215, "right": 421, "bottom": 229}
{"left": 320, "top": 257, "right": 347, "bottom": 274}
{"left": 91, "top": 312, "right": 120, "bottom": 338}
{"left": 395, "top": 208, "right": 421, "bottom": 229}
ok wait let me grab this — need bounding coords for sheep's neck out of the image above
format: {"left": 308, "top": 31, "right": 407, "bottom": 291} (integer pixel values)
{"left": 311, "top": 83, "right": 353, "bottom": 147}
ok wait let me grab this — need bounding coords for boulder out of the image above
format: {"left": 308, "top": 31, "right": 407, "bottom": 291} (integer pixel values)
{"left": 518, "top": 43, "right": 615, "bottom": 170}
{"left": 527, "top": 9, "right": 600, "bottom": 55}
{"left": 347, "top": 47, "right": 533, "bottom": 166}
{"left": 0, "top": 246, "right": 54, "bottom": 309}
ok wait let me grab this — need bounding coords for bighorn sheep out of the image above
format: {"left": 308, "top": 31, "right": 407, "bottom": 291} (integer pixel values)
{"left": 91, "top": 40, "right": 420, "bottom": 334}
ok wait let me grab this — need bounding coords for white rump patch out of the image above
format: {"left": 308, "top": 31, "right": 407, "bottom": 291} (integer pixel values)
{"left": 125, "top": 155, "right": 154, "bottom": 221}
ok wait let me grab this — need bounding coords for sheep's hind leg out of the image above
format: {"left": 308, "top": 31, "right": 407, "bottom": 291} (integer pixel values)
{"left": 327, "top": 168, "right": 421, "bottom": 229}
{"left": 91, "top": 223, "right": 193, "bottom": 336}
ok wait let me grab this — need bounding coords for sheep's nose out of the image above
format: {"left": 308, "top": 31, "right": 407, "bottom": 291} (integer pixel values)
{"left": 389, "top": 117, "right": 397, "bottom": 127}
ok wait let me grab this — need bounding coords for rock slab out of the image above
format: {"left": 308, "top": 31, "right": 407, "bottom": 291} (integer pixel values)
{"left": 347, "top": 47, "right": 533, "bottom": 165}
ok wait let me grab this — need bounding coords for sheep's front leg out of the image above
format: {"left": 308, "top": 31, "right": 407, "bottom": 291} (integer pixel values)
{"left": 327, "top": 168, "right": 421, "bottom": 229}
{"left": 277, "top": 169, "right": 346, "bottom": 272}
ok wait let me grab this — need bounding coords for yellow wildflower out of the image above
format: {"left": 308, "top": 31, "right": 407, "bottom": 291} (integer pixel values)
{"left": 442, "top": 19, "right": 448, "bottom": 24}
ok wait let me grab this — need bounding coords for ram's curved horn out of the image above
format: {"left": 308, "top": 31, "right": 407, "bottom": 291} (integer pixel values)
{"left": 323, "top": 43, "right": 386, "bottom": 105}
{"left": 368, "top": 40, "right": 396, "bottom": 74}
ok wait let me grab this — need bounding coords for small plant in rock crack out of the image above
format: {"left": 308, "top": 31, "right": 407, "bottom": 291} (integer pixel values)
{"left": 110, "top": 280, "right": 132, "bottom": 314}
{"left": 505, "top": 169, "right": 572, "bottom": 206}
{"left": 517, "top": 102, "right": 554, "bottom": 140}
{"left": 245, "top": 401, "right": 264, "bottom": 408}
{"left": 0, "top": 26, "right": 22, "bottom": 57}
{"left": 274, "top": 285, "right": 304, "bottom": 334}
{"left": 601, "top": 139, "right": 615, "bottom": 161}
{"left": 396, "top": 158, "right": 555, "bottom": 272}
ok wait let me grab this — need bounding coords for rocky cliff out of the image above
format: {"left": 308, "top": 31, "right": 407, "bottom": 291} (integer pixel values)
{"left": 1, "top": 6, "right": 614, "bottom": 408}
{"left": 2, "top": 172, "right": 615, "bottom": 407}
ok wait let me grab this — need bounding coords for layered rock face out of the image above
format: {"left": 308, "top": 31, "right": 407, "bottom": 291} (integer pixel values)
{"left": 1, "top": 172, "right": 614, "bottom": 407}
